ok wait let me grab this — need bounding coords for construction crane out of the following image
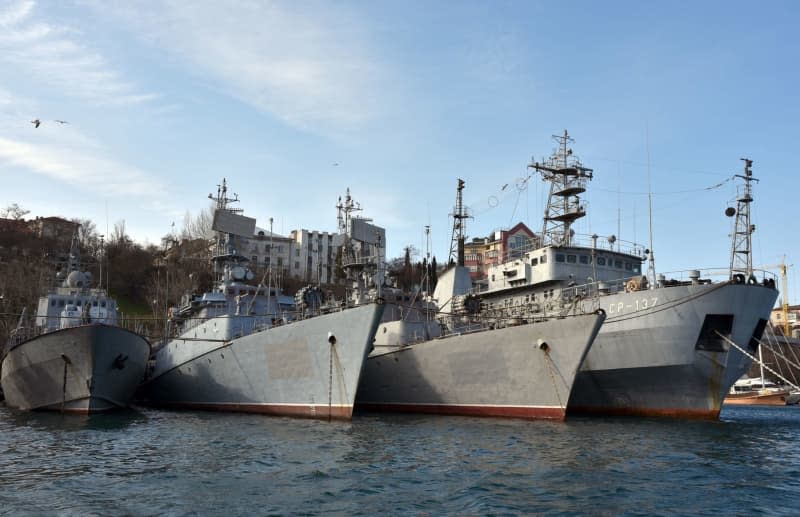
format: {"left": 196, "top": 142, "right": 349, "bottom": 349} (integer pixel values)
{"left": 758, "top": 258, "right": 794, "bottom": 336}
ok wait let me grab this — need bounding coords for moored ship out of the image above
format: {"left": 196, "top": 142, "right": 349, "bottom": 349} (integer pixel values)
{"left": 135, "top": 180, "right": 385, "bottom": 420}
{"left": 458, "top": 132, "right": 778, "bottom": 419}
{"left": 1, "top": 238, "right": 150, "bottom": 414}
{"left": 356, "top": 180, "right": 606, "bottom": 420}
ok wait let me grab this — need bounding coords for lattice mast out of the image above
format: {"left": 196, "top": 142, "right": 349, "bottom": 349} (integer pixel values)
{"left": 728, "top": 158, "right": 757, "bottom": 279}
{"left": 528, "top": 130, "right": 593, "bottom": 247}
{"left": 448, "top": 179, "right": 469, "bottom": 267}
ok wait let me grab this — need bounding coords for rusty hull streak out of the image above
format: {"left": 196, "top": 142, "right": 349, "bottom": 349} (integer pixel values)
{"left": 356, "top": 403, "right": 567, "bottom": 421}
{"left": 568, "top": 405, "right": 721, "bottom": 420}
{"left": 149, "top": 401, "right": 356, "bottom": 420}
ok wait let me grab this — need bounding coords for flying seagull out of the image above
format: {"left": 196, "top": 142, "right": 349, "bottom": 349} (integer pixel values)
{"left": 31, "top": 119, "right": 40, "bottom": 128}
{"left": 54, "top": 120, "right": 68, "bottom": 125}
{"left": 332, "top": 162, "right": 340, "bottom": 166}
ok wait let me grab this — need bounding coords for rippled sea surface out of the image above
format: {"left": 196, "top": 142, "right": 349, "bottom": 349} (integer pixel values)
{"left": 1, "top": 404, "right": 799, "bottom": 516}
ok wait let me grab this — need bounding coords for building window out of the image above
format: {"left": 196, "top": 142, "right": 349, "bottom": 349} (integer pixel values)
{"left": 252, "top": 255, "right": 258, "bottom": 263}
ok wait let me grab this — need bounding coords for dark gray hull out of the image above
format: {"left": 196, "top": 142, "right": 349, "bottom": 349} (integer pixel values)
{"left": 356, "top": 312, "right": 605, "bottom": 420}
{"left": 1, "top": 325, "right": 151, "bottom": 413}
{"left": 569, "top": 282, "right": 777, "bottom": 418}
{"left": 137, "top": 303, "right": 385, "bottom": 420}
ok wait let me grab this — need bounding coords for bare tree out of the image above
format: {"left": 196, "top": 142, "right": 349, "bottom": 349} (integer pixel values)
{"left": 181, "top": 203, "right": 215, "bottom": 240}
{"left": 1, "top": 203, "right": 30, "bottom": 220}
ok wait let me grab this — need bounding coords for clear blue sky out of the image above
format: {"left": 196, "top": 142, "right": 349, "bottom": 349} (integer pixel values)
{"left": 1, "top": 0, "right": 798, "bottom": 302}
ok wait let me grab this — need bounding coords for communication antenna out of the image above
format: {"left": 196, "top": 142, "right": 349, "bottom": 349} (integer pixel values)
{"left": 728, "top": 158, "right": 758, "bottom": 278}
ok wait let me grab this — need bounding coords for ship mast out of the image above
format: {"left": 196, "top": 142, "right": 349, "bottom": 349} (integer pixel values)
{"left": 208, "top": 178, "right": 244, "bottom": 276}
{"left": 336, "top": 188, "right": 362, "bottom": 267}
{"left": 448, "top": 178, "right": 469, "bottom": 267}
{"left": 728, "top": 158, "right": 757, "bottom": 280}
{"left": 528, "top": 130, "right": 593, "bottom": 247}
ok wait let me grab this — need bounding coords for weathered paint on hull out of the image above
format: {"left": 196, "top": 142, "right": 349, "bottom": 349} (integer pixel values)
{"left": 568, "top": 282, "right": 778, "bottom": 419}
{"left": 137, "top": 303, "right": 384, "bottom": 421}
{"left": 356, "top": 402, "right": 567, "bottom": 420}
{"left": 0, "top": 324, "right": 151, "bottom": 413}
{"left": 356, "top": 312, "right": 605, "bottom": 421}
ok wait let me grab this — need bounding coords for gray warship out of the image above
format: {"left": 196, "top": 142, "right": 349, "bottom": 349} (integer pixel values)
{"left": 1, "top": 237, "right": 150, "bottom": 413}
{"left": 460, "top": 131, "right": 778, "bottom": 418}
{"left": 355, "top": 180, "right": 606, "bottom": 420}
{"left": 136, "top": 180, "right": 385, "bottom": 420}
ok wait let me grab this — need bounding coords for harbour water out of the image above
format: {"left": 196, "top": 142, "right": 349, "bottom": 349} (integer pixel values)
{"left": 1, "top": 404, "right": 798, "bottom": 516}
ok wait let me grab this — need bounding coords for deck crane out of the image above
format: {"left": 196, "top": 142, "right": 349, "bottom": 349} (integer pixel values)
{"left": 758, "top": 258, "right": 794, "bottom": 336}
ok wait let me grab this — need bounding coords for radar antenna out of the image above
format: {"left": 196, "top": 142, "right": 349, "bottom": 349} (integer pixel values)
{"left": 728, "top": 158, "right": 758, "bottom": 279}
{"left": 528, "top": 130, "right": 593, "bottom": 247}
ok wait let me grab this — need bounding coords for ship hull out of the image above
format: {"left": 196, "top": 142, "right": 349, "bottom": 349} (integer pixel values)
{"left": 355, "top": 312, "right": 605, "bottom": 420}
{"left": 568, "top": 282, "right": 777, "bottom": 418}
{"left": 0, "top": 325, "right": 151, "bottom": 414}
{"left": 136, "top": 303, "right": 384, "bottom": 420}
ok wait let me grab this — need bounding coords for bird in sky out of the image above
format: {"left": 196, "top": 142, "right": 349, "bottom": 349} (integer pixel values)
{"left": 54, "top": 120, "right": 68, "bottom": 125}
{"left": 31, "top": 119, "right": 40, "bottom": 128}
{"left": 332, "top": 162, "right": 340, "bottom": 166}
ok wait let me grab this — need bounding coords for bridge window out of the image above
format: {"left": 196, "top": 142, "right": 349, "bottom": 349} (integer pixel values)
{"left": 625, "top": 262, "right": 632, "bottom": 271}
{"left": 597, "top": 257, "right": 606, "bottom": 266}
{"left": 556, "top": 254, "right": 565, "bottom": 263}
{"left": 540, "top": 255, "right": 547, "bottom": 264}
{"left": 531, "top": 257, "right": 538, "bottom": 266}
{"left": 567, "top": 255, "right": 577, "bottom": 263}
{"left": 579, "top": 255, "right": 589, "bottom": 264}
{"left": 615, "top": 260, "right": 623, "bottom": 268}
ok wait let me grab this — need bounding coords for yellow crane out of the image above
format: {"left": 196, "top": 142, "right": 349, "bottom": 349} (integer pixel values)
{"left": 758, "top": 258, "right": 794, "bottom": 335}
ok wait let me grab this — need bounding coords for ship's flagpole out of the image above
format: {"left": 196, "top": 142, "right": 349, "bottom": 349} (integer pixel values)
{"left": 646, "top": 122, "right": 657, "bottom": 288}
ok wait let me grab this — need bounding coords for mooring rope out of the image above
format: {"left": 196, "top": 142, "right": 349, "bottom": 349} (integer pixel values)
{"left": 328, "top": 342, "right": 333, "bottom": 422}
{"left": 60, "top": 353, "right": 71, "bottom": 413}
{"left": 715, "top": 331, "right": 800, "bottom": 391}
{"left": 542, "top": 347, "right": 565, "bottom": 412}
